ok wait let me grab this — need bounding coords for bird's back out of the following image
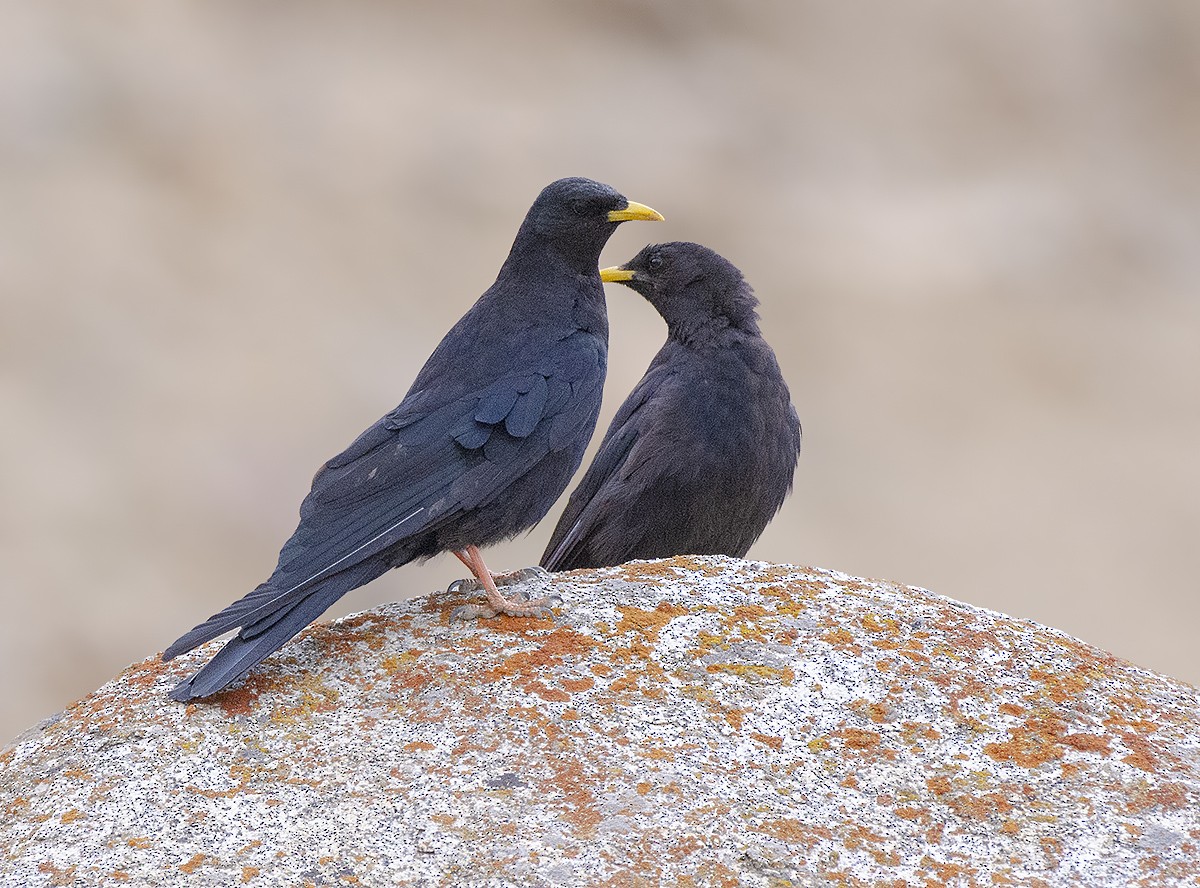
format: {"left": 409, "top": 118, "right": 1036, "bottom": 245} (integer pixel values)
{"left": 542, "top": 328, "right": 799, "bottom": 571}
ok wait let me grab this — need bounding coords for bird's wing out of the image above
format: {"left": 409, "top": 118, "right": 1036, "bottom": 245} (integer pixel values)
{"left": 164, "top": 347, "right": 602, "bottom": 662}
{"left": 540, "top": 357, "right": 676, "bottom": 571}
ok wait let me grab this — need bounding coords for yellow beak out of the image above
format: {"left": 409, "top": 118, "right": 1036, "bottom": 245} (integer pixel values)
{"left": 607, "top": 200, "right": 664, "bottom": 223}
{"left": 599, "top": 266, "right": 636, "bottom": 283}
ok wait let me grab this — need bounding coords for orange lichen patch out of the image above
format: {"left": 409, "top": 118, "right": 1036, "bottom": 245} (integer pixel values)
{"left": 1062, "top": 733, "right": 1110, "bottom": 755}
{"left": 179, "top": 853, "right": 207, "bottom": 874}
{"left": 380, "top": 650, "right": 422, "bottom": 674}
{"left": 1104, "top": 713, "right": 1161, "bottom": 735}
{"left": 607, "top": 640, "right": 655, "bottom": 665}
{"left": 127, "top": 837, "right": 152, "bottom": 849}
{"left": 926, "top": 775, "right": 952, "bottom": 796}
{"left": 429, "top": 813, "right": 456, "bottom": 827}
{"left": 894, "top": 806, "right": 926, "bottom": 820}
{"left": 835, "top": 728, "right": 881, "bottom": 750}
{"left": 867, "top": 702, "right": 891, "bottom": 723}
{"left": 476, "top": 612, "right": 558, "bottom": 633}
{"left": 401, "top": 741, "right": 435, "bottom": 753}
{"left": 241, "top": 866, "right": 260, "bottom": 883}
{"left": 109, "top": 873, "right": 129, "bottom": 882}
{"left": 118, "top": 658, "right": 169, "bottom": 690}
{"left": 214, "top": 687, "right": 259, "bottom": 719}
{"left": 481, "top": 628, "right": 600, "bottom": 684}
{"left": 984, "top": 714, "right": 1068, "bottom": 768}
{"left": 643, "top": 747, "right": 676, "bottom": 761}
{"left": 1060, "top": 761, "right": 1086, "bottom": 780}
{"left": 947, "top": 791, "right": 1014, "bottom": 821}
{"left": 1128, "top": 782, "right": 1195, "bottom": 816}
{"left": 608, "top": 672, "right": 641, "bottom": 694}
{"left": 755, "top": 583, "right": 795, "bottom": 600}
{"left": 589, "top": 663, "right": 613, "bottom": 677}
{"left": 625, "top": 554, "right": 730, "bottom": 582}
{"left": 36, "top": 862, "right": 77, "bottom": 886}
{"left": 560, "top": 676, "right": 595, "bottom": 694}
{"left": 821, "top": 627, "right": 856, "bottom": 649}
{"left": 899, "top": 722, "right": 941, "bottom": 746}
{"left": 1121, "top": 732, "right": 1158, "bottom": 772}
{"left": 636, "top": 781, "right": 652, "bottom": 795}
{"left": 540, "top": 627, "right": 602, "bottom": 658}
{"left": 754, "top": 817, "right": 825, "bottom": 846}
{"left": 1028, "top": 666, "right": 1093, "bottom": 704}
{"left": 750, "top": 733, "right": 783, "bottom": 751}
{"left": 60, "top": 808, "right": 83, "bottom": 823}
{"left": 861, "top": 613, "right": 899, "bottom": 635}
{"left": 998, "top": 702, "right": 1025, "bottom": 717}
{"left": 922, "top": 859, "right": 978, "bottom": 884}
{"left": 723, "top": 709, "right": 745, "bottom": 731}
{"left": 614, "top": 602, "right": 690, "bottom": 641}
{"left": 523, "top": 680, "right": 571, "bottom": 703}
{"left": 729, "top": 604, "right": 768, "bottom": 622}
{"left": 5, "top": 797, "right": 29, "bottom": 818}
{"left": 544, "top": 756, "right": 602, "bottom": 838}
{"left": 560, "top": 709, "right": 580, "bottom": 720}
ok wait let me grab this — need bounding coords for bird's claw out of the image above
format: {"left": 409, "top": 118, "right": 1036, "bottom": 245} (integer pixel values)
{"left": 501, "top": 565, "right": 551, "bottom": 585}
{"left": 449, "top": 599, "right": 555, "bottom": 621}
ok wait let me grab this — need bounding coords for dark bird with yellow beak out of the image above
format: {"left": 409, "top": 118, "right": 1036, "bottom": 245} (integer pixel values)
{"left": 542, "top": 242, "right": 800, "bottom": 572}
{"left": 164, "top": 177, "right": 662, "bottom": 701}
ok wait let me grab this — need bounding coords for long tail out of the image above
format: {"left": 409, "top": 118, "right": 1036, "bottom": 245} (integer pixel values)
{"left": 164, "top": 559, "right": 390, "bottom": 701}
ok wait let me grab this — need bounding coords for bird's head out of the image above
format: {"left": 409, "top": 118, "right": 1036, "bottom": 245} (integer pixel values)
{"left": 601, "top": 242, "right": 761, "bottom": 338}
{"left": 522, "top": 178, "right": 663, "bottom": 271}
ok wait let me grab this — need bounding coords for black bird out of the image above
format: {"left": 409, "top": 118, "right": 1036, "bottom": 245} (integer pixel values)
{"left": 540, "top": 242, "right": 800, "bottom": 572}
{"left": 163, "top": 178, "right": 662, "bottom": 701}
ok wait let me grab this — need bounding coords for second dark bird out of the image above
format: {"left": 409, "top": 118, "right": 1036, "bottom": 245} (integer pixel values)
{"left": 541, "top": 242, "right": 801, "bottom": 572}
{"left": 164, "top": 177, "right": 662, "bottom": 701}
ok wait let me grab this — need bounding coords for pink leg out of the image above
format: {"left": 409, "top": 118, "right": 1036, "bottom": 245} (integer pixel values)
{"left": 459, "top": 544, "right": 555, "bottom": 618}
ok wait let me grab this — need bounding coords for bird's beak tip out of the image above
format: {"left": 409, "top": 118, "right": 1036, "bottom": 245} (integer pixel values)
{"left": 607, "top": 200, "right": 664, "bottom": 224}
{"left": 600, "top": 266, "right": 636, "bottom": 283}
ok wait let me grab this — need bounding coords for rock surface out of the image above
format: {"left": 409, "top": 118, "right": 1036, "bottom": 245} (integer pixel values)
{"left": 3, "top": 556, "right": 1199, "bottom": 886}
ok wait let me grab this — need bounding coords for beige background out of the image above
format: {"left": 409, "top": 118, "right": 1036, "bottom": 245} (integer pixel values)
{"left": 2, "top": 1, "right": 1198, "bottom": 743}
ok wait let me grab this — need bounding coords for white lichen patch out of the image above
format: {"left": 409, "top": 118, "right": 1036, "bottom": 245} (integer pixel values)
{"left": 3, "top": 556, "right": 1199, "bottom": 886}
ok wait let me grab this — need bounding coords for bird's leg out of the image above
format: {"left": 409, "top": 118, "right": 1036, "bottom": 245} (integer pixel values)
{"left": 446, "top": 550, "right": 550, "bottom": 598}
{"left": 449, "top": 545, "right": 558, "bottom": 620}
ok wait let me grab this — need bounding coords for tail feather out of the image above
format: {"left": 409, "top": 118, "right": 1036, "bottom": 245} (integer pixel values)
{"left": 167, "top": 582, "right": 348, "bottom": 702}
{"left": 165, "top": 558, "right": 392, "bottom": 701}
{"left": 162, "top": 582, "right": 278, "bottom": 661}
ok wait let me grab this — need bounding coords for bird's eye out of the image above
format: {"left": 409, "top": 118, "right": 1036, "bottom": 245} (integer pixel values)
{"left": 647, "top": 252, "right": 663, "bottom": 270}
{"left": 569, "top": 198, "right": 590, "bottom": 217}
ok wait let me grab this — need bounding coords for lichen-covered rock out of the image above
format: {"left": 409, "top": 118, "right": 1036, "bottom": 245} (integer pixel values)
{"left": 3, "top": 557, "right": 1199, "bottom": 886}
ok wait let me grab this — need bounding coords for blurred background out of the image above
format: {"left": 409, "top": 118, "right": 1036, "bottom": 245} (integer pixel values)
{"left": 3, "top": 1, "right": 1198, "bottom": 742}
